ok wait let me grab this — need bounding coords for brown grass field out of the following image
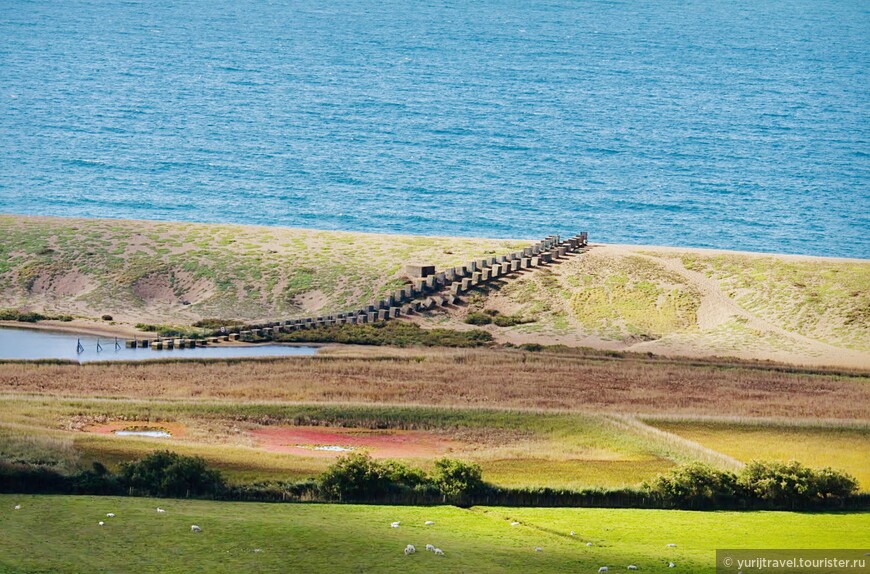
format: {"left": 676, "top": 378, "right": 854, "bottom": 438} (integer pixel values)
{"left": 1, "top": 350, "right": 867, "bottom": 418}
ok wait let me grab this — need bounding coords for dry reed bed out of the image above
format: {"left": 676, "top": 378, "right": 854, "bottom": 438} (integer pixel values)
{"left": 1, "top": 350, "right": 867, "bottom": 419}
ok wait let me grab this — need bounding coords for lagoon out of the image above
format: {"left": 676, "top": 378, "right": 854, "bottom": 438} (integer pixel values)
{"left": 0, "top": 327, "right": 318, "bottom": 363}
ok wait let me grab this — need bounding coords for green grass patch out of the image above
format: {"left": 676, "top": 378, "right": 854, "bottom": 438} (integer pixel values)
{"left": 0, "top": 495, "right": 866, "bottom": 573}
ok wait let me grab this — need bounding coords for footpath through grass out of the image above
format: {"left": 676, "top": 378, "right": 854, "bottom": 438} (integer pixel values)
{"left": 1, "top": 495, "right": 867, "bottom": 574}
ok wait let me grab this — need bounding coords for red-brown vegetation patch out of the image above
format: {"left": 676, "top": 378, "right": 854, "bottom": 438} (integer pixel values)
{"left": 250, "top": 426, "right": 458, "bottom": 458}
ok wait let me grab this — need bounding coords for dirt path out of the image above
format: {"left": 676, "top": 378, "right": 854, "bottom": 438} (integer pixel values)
{"left": 629, "top": 251, "right": 870, "bottom": 369}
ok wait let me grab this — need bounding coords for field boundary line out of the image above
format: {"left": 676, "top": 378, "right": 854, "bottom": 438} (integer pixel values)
{"left": 601, "top": 414, "right": 745, "bottom": 471}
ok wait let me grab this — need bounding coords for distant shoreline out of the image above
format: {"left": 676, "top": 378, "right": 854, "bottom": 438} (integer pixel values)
{"left": 3, "top": 213, "right": 867, "bottom": 262}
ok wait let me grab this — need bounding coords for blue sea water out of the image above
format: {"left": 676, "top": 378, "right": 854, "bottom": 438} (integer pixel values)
{"left": 0, "top": 0, "right": 868, "bottom": 258}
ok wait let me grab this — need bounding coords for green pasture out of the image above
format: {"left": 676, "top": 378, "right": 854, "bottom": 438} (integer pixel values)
{"left": 1, "top": 495, "right": 866, "bottom": 573}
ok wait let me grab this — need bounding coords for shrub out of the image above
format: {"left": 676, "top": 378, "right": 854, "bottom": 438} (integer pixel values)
{"left": 101, "top": 315, "right": 113, "bottom": 321}
{"left": 319, "top": 452, "right": 420, "bottom": 501}
{"left": 433, "top": 458, "right": 485, "bottom": 499}
{"left": 276, "top": 322, "right": 493, "bottom": 348}
{"left": 646, "top": 462, "right": 738, "bottom": 508}
{"left": 739, "top": 460, "right": 858, "bottom": 506}
{"left": 193, "top": 318, "right": 239, "bottom": 329}
{"left": 464, "top": 312, "right": 492, "bottom": 326}
{"left": 519, "top": 343, "right": 543, "bottom": 352}
{"left": 119, "top": 451, "right": 225, "bottom": 498}
{"left": 493, "top": 314, "right": 533, "bottom": 327}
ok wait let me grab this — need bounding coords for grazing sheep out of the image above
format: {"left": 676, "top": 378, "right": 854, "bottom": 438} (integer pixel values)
{"left": 534, "top": 547, "right": 542, "bottom": 552}
{"left": 426, "top": 544, "right": 435, "bottom": 552}
{"left": 390, "top": 521, "right": 401, "bottom": 528}
{"left": 510, "top": 521, "right": 520, "bottom": 526}
{"left": 404, "top": 545, "right": 416, "bottom": 556}
{"left": 191, "top": 525, "right": 202, "bottom": 533}
{"left": 14, "top": 504, "right": 21, "bottom": 510}
{"left": 570, "top": 531, "right": 575, "bottom": 536}
{"left": 434, "top": 548, "right": 445, "bottom": 556}
{"left": 628, "top": 566, "right": 638, "bottom": 571}
{"left": 598, "top": 567, "right": 608, "bottom": 573}
{"left": 667, "top": 543, "right": 676, "bottom": 548}
{"left": 424, "top": 521, "right": 435, "bottom": 526}
{"left": 98, "top": 521, "right": 105, "bottom": 526}
{"left": 669, "top": 562, "right": 676, "bottom": 568}
{"left": 106, "top": 513, "right": 115, "bottom": 518}
{"left": 586, "top": 542, "right": 594, "bottom": 547}
{"left": 156, "top": 508, "right": 166, "bottom": 513}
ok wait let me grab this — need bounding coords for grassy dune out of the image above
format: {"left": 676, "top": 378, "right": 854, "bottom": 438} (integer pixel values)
{"left": 2, "top": 215, "right": 868, "bottom": 366}
{"left": 443, "top": 244, "right": 870, "bottom": 367}
{"left": 0, "top": 215, "right": 525, "bottom": 325}
{"left": 1, "top": 495, "right": 867, "bottom": 574}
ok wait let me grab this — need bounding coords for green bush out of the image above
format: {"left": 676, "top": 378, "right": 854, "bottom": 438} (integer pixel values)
{"left": 119, "top": 450, "right": 225, "bottom": 498}
{"left": 433, "top": 458, "right": 485, "bottom": 498}
{"left": 134, "top": 323, "right": 203, "bottom": 339}
{"left": 646, "top": 462, "right": 738, "bottom": 507}
{"left": 739, "top": 460, "right": 858, "bottom": 506}
{"left": 493, "top": 314, "right": 533, "bottom": 327}
{"left": 319, "top": 452, "right": 428, "bottom": 501}
{"left": 193, "top": 318, "right": 240, "bottom": 329}
{"left": 276, "top": 322, "right": 493, "bottom": 348}
{"left": 465, "top": 312, "right": 493, "bottom": 325}
{"left": 648, "top": 460, "right": 859, "bottom": 509}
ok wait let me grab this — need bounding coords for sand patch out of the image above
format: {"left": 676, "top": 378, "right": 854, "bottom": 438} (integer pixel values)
{"left": 132, "top": 270, "right": 214, "bottom": 306}
{"left": 29, "top": 270, "right": 96, "bottom": 298}
{"left": 250, "top": 426, "right": 457, "bottom": 458}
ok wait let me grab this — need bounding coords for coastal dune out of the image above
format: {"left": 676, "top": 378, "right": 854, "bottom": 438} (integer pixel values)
{"left": 1, "top": 214, "right": 867, "bottom": 369}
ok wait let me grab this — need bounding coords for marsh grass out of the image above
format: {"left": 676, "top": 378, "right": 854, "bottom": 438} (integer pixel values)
{"left": 1, "top": 349, "right": 866, "bottom": 418}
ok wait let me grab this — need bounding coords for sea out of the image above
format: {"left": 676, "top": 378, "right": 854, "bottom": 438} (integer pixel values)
{"left": 0, "top": 0, "right": 867, "bottom": 258}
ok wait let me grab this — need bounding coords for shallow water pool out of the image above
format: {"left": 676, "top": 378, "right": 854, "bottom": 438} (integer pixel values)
{"left": 0, "top": 327, "right": 318, "bottom": 362}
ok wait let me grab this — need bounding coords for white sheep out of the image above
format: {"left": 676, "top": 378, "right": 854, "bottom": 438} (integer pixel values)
{"left": 628, "top": 566, "right": 638, "bottom": 571}
{"left": 434, "top": 548, "right": 445, "bottom": 556}
{"left": 534, "top": 547, "right": 542, "bottom": 552}
{"left": 424, "top": 521, "right": 435, "bottom": 526}
{"left": 191, "top": 524, "right": 202, "bottom": 533}
{"left": 13, "top": 504, "right": 21, "bottom": 510}
{"left": 587, "top": 542, "right": 594, "bottom": 547}
{"left": 570, "top": 530, "right": 575, "bottom": 536}
{"left": 156, "top": 508, "right": 166, "bottom": 513}
{"left": 404, "top": 544, "right": 416, "bottom": 555}
{"left": 426, "top": 544, "right": 435, "bottom": 552}
{"left": 510, "top": 521, "right": 520, "bottom": 526}
{"left": 106, "top": 513, "right": 115, "bottom": 518}
{"left": 667, "top": 543, "right": 676, "bottom": 548}
{"left": 669, "top": 562, "right": 676, "bottom": 568}
{"left": 390, "top": 521, "right": 401, "bottom": 528}
{"left": 98, "top": 521, "right": 105, "bottom": 526}
{"left": 598, "top": 567, "right": 608, "bottom": 573}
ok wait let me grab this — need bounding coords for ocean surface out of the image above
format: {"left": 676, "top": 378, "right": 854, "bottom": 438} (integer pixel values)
{"left": 0, "top": 0, "right": 867, "bottom": 258}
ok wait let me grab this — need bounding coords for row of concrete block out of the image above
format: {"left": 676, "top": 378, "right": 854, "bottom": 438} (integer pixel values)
{"left": 173, "top": 232, "right": 590, "bottom": 342}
